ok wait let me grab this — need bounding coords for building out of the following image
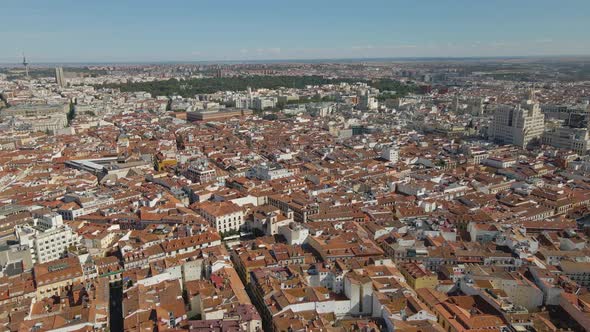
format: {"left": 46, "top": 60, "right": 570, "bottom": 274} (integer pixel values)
{"left": 160, "top": 231, "right": 222, "bottom": 257}
{"left": 187, "top": 108, "right": 253, "bottom": 122}
{"left": 246, "top": 163, "right": 294, "bottom": 181}
{"left": 16, "top": 213, "right": 80, "bottom": 264}
{"left": 488, "top": 92, "right": 545, "bottom": 148}
{"left": 307, "top": 103, "right": 334, "bottom": 117}
{"left": 15, "top": 114, "right": 68, "bottom": 133}
{"left": 33, "top": 256, "right": 84, "bottom": 299}
{"left": 185, "top": 160, "right": 217, "bottom": 184}
{"left": 252, "top": 97, "right": 276, "bottom": 110}
{"left": 19, "top": 279, "right": 109, "bottom": 330}
{"left": 358, "top": 91, "right": 378, "bottom": 110}
{"left": 0, "top": 244, "right": 33, "bottom": 277}
{"left": 459, "top": 268, "right": 543, "bottom": 311}
{"left": 541, "top": 102, "right": 590, "bottom": 121}
{"left": 268, "top": 194, "right": 319, "bottom": 223}
{"left": 543, "top": 123, "right": 590, "bottom": 155}
{"left": 57, "top": 201, "right": 86, "bottom": 220}
{"left": 429, "top": 294, "right": 507, "bottom": 332}
{"left": 196, "top": 201, "right": 244, "bottom": 233}
{"left": 123, "top": 280, "right": 187, "bottom": 330}
{"left": 249, "top": 205, "right": 294, "bottom": 236}
{"left": 467, "top": 222, "right": 500, "bottom": 243}
{"left": 344, "top": 272, "right": 373, "bottom": 316}
{"left": 155, "top": 152, "right": 177, "bottom": 171}
{"left": 0, "top": 104, "right": 69, "bottom": 118}
{"left": 381, "top": 144, "right": 399, "bottom": 163}
{"left": 560, "top": 261, "right": 590, "bottom": 287}
{"left": 55, "top": 66, "right": 66, "bottom": 88}
{"left": 0, "top": 103, "right": 69, "bottom": 134}
{"left": 278, "top": 222, "right": 309, "bottom": 245}
{"left": 399, "top": 263, "right": 438, "bottom": 290}
{"left": 470, "top": 150, "right": 490, "bottom": 164}
{"left": 234, "top": 97, "right": 252, "bottom": 109}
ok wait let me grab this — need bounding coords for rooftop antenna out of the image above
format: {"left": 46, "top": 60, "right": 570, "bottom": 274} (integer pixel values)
{"left": 22, "top": 52, "right": 29, "bottom": 79}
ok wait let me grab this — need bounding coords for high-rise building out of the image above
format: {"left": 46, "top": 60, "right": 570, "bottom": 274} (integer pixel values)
{"left": 488, "top": 91, "right": 545, "bottom": 148}
{"left": 55, "top": 66, "right": 66, "bottom": 88}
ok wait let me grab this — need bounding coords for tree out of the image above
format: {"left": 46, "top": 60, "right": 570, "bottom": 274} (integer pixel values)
{"left": 435, "top": 159, "right": 447, "bottom": 168}
{"left": 67, "top": 102, "right": 76, "bottom": 126}
{"left": 97, "top": 76, "right": 417, "bottom": 99}
{"left": 220, "top": 229, "right": 240, "bottom": 239}
{"left": 0, "top": 92, "right": 9, "bottom": 108}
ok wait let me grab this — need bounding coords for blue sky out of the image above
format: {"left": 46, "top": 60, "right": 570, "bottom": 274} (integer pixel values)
{"left": 1, "top": 0, "right": 589, "bottom": 62}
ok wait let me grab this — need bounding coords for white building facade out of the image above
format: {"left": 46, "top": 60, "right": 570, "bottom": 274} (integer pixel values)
{"left": 488, "top": 97, "right": 545, "bottom": 148}
{"left": 16, "top": 213, "right": 80, "bottom": 264}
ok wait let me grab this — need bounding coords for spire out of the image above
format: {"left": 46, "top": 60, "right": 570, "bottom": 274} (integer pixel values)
{"left": 22, "top": 52, "right": 29, "bottom": 79}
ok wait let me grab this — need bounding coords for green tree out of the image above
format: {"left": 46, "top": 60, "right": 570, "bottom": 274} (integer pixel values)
{"left": 220, "top": 229, "right": 240, "bottom": 239}
{"left": 67, "top": 102, "right": 76, "bottom": 126}
{"left": 97, "top": 76, "right": 417, "bottom": 99}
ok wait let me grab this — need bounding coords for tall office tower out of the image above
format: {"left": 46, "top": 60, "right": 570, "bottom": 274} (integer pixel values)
{"left": 488, "top": 90, "right": 545, "bottom": 148}
{"left": 55, "top": 66, "right": 66, "bottom": 88}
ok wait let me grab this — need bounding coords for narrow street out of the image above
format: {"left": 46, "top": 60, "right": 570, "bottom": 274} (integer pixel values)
{"left": 109, "top": 284, "right": 123, "bottom": 331}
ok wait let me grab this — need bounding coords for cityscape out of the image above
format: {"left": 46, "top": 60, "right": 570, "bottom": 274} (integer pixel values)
{"left": 1, "top": 1, "right": 590, "bottom": 332}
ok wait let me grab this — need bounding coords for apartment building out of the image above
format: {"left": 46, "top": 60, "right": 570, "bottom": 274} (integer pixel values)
{"left": 543, "top": 125, "right": 590, "bottom": 155}
{"left": 196, "top": 201, "right": 244, "bottom": 233}
{"left": 16, "top": 213, "right": 80, "bottom": 264}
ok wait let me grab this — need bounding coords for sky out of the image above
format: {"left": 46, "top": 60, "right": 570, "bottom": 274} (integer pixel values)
{"left": 1, "top": 0, "right": 589, "bottom": 63}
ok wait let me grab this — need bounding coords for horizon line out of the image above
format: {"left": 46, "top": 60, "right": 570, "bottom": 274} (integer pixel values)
{"left": 1, "top": 54, "right": 590, "bottom": 67}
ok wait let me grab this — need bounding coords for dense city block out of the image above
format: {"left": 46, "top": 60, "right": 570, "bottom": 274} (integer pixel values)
{"left": 1, "top": 59, "right": 590, "bottom": 332}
